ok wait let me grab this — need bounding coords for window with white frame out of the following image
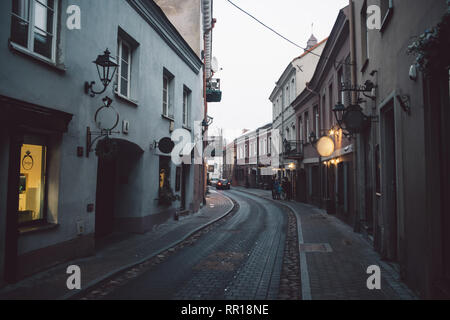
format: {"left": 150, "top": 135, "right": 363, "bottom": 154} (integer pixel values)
{"left": 268, "top": 137, "right": 272, "bottom": 154}
{"left": 162, "top": 71, "right": 174, "bottom": 118}
{"left": 286, "top": 85, "right": 290, "bottom": 107}
{"left": 299, "top": 117, "right": 304, "bottom": 142}
{"left": 263, "top": 138, "right": 267, "bottom": 155}
{"left": 183, "top": 87, "right": 191, "bottom": 127}
{"left": 314, "top": 106, "right": 320, "bottom": 139}
{"left": 10, "top": 0, "right": 58, "bottom": 61}
{"left": 117, "top": 38, "right": 132, "bottom": 98}
{"left": 290, "top": 78, "right": 295, "bottom": 101}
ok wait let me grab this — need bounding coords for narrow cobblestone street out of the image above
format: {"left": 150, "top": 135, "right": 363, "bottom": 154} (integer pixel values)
{"left": 81, "top": 190, "right": 288, "bottom": 300}
{"left": 72, "top": 188, "right": 417, "bottom": 300}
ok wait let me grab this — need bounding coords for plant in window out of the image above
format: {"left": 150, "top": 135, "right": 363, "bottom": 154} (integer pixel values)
{"left": 407, "top": 2, "right": 450, "bottom": 75}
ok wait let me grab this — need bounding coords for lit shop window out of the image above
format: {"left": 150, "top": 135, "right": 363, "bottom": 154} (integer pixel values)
{"left": 10, "top": 0, "right": 58, "bottom": 60}
{"left": 18, "top": 143, "right": 47, "bottom": 224}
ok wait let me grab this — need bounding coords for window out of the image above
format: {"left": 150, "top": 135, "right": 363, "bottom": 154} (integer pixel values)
{"left": 291, "top": 78, "right": 295, "bottom": 102}
{"left": 263, "top": 138, "right": 267, "bottom": 155}
{"left": 268, "top": 137, "right": 272, "bottom": 154}
{"left": 162, "top": 71, "right": 174, "bottom": 118}
{"left": 338, "top": 68, "right": 345, "bottom": 104}
{"left": 328, "top": 84, "right": 334, "bottom": 127}
{"left": 314, "top": 106, "right": 320, "bottom": 139}
{"left": 305, "top": 112, "right": 310, "bottom": 140}
{"left": 117, "top": 39, "right": 132, "bottom": 98}
{"left": 286, "top": 86, "right": 290, "bottom": 107}
{"left": 291, "top": 125, "right": 295, "bottom": 140}
{"left": 299, "top": 117, "right": 303, "bottom": 142}
{"left": 18, "top": 136, "right": 47, "bottom": 225}
{"left": 10, "top": 0, "right": 58, "bottom": 61}
{"left": 183, "top": 87, "right": 191, "bottom": 127}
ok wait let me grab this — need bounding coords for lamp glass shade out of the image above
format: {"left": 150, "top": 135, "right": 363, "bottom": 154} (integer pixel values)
{"left": 316, "top": 136, "right": 335, "bottom": 157}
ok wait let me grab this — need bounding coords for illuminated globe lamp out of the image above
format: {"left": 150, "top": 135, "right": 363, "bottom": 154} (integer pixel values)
{"left": 316, "top": 136, "right": 335, "bottom": 157}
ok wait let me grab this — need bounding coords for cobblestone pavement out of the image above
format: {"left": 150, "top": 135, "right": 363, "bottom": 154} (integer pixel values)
{"left": 233, "top": 187, "right": 417, "bottom": 300}
{"left": 83, "top": 190, "right": 289, "bottom": 300}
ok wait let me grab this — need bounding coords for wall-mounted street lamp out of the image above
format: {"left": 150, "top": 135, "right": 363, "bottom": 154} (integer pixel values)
{"left": 202, "top": 115, "right": 214, "bottom": 134}
{"left": 332, "top": 102, "right": 369, "bottom": 137}
{"left": 85, "top": 49, "right": 118, "bottom": 97}
{"left": 309, "top": 132, "right": 317, "bottom": 145}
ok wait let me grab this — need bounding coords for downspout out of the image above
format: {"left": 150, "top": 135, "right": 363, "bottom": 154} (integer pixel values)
{"left": 202, "top": 0, "right": 213, "bottom": 204}
{"left": 348, "top": 0, "right": 361, "bottom": 232}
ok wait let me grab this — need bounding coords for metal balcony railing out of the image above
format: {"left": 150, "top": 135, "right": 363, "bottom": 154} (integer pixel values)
{"left": 283, "top": 140, "right": 304, "bottom": 159}
{"left": 206, "top": 78, "right": 222, "bottom": 102}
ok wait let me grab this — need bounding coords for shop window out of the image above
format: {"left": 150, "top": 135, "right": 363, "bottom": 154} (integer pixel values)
{"left": 18, "top": 138, "right": 47, "bottom": 225}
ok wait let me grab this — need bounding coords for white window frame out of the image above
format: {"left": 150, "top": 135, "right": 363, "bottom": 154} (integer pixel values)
{"left": 286, "top": 85, "right": 290, "bottom": 107}
{"left": 163, "top": 74, "right": 170, "bottom": 117}
{"left": 315, "top": 108, "right": 320, "bottom": 139}
{"left": 10, "top": 0, "right": 59, "bottom": 62}
{"left": 182, "top": 88, "right": 190, "bottom": 127}
{"left": 268, "top": 137, "right": 272, "bottom": 154}
{"left": 117, "top": 38, "right": 132, "bottom": 98}
{"left": 291, "top": 78, "right": 295, "bottom": 102}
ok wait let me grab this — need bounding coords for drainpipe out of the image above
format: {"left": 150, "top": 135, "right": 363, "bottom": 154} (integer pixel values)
{"left": 348, "top": 0, "right": 361, "bottom": 232}
{"left": 202, "top": 0, "right": 214, "bottom": 205}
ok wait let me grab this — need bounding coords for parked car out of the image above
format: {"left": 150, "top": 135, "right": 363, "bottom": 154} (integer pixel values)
{"left": 209, "top": 178, "right": 219, "bottom": 187}
{"left": 216, "top": 179, "right": 231, "bottom": 190}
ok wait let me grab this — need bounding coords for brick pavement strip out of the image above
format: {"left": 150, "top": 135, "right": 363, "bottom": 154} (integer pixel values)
{"left": 0, "top": 191, "right": 234, "bottom": 300}
{"left": 233, "top": 187, "right": 417, "bottom": 300}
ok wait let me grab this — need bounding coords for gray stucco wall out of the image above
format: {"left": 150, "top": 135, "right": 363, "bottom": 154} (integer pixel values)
{"left": 0, "top": 0, "right": 203, "bottom": 257}
{"left": 352, "top": 0, "right": 447, "bottom": 297}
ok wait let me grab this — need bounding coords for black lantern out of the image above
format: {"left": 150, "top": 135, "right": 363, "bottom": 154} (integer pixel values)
{"left": 309, "top": 132, "right": 317, "bottom": 144}
{"left": 201, "top": 115, "right": 214, "bottom": 134}
{"left": 333, "top": 102, "right": 368, "bottom": 136}
{"left": 85, "top": 49, "right": 118, "bottom": 97}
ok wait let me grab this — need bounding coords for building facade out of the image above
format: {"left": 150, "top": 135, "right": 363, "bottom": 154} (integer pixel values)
{"left": 350, "top": 0, "right": 449, "bottom": 298}
{"left": 269, "top": 35, "right": 327, "bottom": 199}
{"left": 293, "top": 7, "right": 356, "bottom": 226}
{"left": 0, "top": 0, "right": 210, "bottom": 284}
{"left": 225, "top": 123, "right": 272, "bottom": 189}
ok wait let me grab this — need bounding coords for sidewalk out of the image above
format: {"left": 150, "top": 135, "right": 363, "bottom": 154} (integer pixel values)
{"left": 0, "top": 190, "right": 234, "bottom": 300}
{"left": 233, "top": 186, "right": 417, "bottom": 300}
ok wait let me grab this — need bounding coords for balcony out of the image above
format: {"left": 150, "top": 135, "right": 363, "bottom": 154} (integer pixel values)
{"left": 206, "top": 78, "right": 222, "bottom": 102}
{"left": 283, "top": 140, "right": 304, "bottom": 159}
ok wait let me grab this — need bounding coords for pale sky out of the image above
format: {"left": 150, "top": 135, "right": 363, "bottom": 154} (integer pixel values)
{"left": 208, "top": 0, "right": 349, "bottom": 143}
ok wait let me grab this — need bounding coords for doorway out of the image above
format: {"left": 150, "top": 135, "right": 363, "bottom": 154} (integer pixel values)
{"left": 381, "top": 103, "right": 398, "bottom": 261}
{"left": 181, "top": 164, "right": 189, "bottom": 210}
{"left": 95, "top": 157, "right": 117, "bottom": 238}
